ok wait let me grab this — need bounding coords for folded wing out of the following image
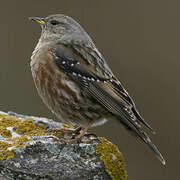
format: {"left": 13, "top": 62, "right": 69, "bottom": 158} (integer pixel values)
{"left": 52, "top": 43, "right": 165, "bottom": 165}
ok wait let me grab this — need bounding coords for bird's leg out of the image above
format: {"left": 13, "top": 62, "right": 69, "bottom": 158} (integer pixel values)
{"left": 77, "top": 120, "right": 95, "bottom": 140}
{"left": 63, "top": 120, "right": 95, "bottom": 143}
{"left": 53, "top": 120, "right": 95, "bottom": 144}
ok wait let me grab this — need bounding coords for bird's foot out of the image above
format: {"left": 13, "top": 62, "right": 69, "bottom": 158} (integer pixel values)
{"left": 52, "top": 131, "right": 97, "bottom": 144}
{"left": 61, "top": 133, "right": 97, "bottom": 144}
{"left": 52, "top": 120, "right": 97, "bottom": 144}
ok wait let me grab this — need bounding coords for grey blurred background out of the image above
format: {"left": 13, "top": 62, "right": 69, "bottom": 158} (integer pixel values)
{"left": 0, "top": 0, "right": 178, "bottom": 179}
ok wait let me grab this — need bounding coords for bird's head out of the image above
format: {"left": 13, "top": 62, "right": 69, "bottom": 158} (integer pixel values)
{"left": 29, "top": 14, "right": 87, "bottom": 42}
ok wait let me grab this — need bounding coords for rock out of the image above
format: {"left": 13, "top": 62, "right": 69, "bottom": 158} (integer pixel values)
{"left": 0, "top": 111, "right": 127, "bottom": 180}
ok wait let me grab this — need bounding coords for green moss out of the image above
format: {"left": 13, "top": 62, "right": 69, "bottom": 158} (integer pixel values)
{"left": 0, "top": 115, "right": 57, "bottom": 160}
{"left": 96, "top": 137, "right": 127, "bottom": 180}
{"left": 0, "top": 114, "right": 69, "bottom": 160}
{"left": 7, "top": 136, "right": 30, "bottom": 148}
{"left": 16, "top": 119, "right": 51, "bottom": 136}
{"left": 0, "top": 127, "right": 12, "bottom": 138}
{"left": 0, "top": 115, "right": 19, "bottom": 127}
{"left": 0, "top": 136, "right": 31, "bottom": 160}
{"left": 0, "top": 115, "right": 52, "bottom": 136}
{"left": 1, "top": 135, "right": 33, "bottom": 159}
{"left": 0, "top": 141, "right": 16, "bottom": 160}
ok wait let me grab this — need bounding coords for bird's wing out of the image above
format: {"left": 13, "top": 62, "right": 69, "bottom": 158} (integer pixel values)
{"left": 52, "top": 43, "right": 165, "bottom": 164}
{"left": 53, "top": 43, "right": 153, "bottom": 130}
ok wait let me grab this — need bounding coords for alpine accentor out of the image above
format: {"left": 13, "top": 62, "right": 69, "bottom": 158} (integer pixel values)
{"left": 29, "top": 14, "right": 165, "bottom": 165}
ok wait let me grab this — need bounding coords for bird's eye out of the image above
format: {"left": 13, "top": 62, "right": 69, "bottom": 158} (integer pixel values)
{"left": 50, "top": 20, "right": 60, "bottom": 25}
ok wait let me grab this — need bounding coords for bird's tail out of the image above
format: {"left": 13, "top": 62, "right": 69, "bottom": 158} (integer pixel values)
{"left": 145, "top": 136, "right": 166, "bottom": 165}
{"left": 118, "top": 115, "right": 165, "bottom": 165}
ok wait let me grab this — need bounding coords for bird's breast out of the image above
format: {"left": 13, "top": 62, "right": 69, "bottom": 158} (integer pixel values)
{"left": 30, "top": 45, "right": 110, "bottom": 127}
{"left": 31, "top": 48, "right": 83, "bottom": 120}
{"left": 32, "top": 53, "right": 81, "bottom": 99}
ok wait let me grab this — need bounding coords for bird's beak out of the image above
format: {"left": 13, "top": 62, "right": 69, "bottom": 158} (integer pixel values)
{"left": 29, "top": 17, "right": 45, "bottom": 25}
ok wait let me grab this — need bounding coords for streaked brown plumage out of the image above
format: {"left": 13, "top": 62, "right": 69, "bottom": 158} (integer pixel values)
{"left": 31, "top": 43, "right": 110, "bottom": 127}
{"left": 30, "top": 14, "right": 165, "bottom": 165}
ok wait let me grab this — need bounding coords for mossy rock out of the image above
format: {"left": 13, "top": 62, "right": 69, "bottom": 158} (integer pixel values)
{"left": 0, "top": 111, "right": 127, "bottom": 180}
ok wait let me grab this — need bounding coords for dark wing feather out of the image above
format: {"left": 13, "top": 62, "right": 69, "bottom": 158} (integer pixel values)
{"left": 72, "top": 43, "right": 154, "bottom": 131}
{"left": 52, "top": 43, "right": 165, "bottom": 165}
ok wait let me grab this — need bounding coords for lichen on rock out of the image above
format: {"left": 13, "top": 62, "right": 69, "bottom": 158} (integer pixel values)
{"left": 0, "top": 111, "right": 127, "bottom": 179}
{"left": 0, "top": 113, "right": 53, "bottom": 160}
{"left": 96, "top": 137, "right": 127, "bottom": 180}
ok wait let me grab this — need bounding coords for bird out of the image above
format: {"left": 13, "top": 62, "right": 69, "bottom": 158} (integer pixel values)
{"left": 29, "top": 14, "right": 165, "bottom": 165}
